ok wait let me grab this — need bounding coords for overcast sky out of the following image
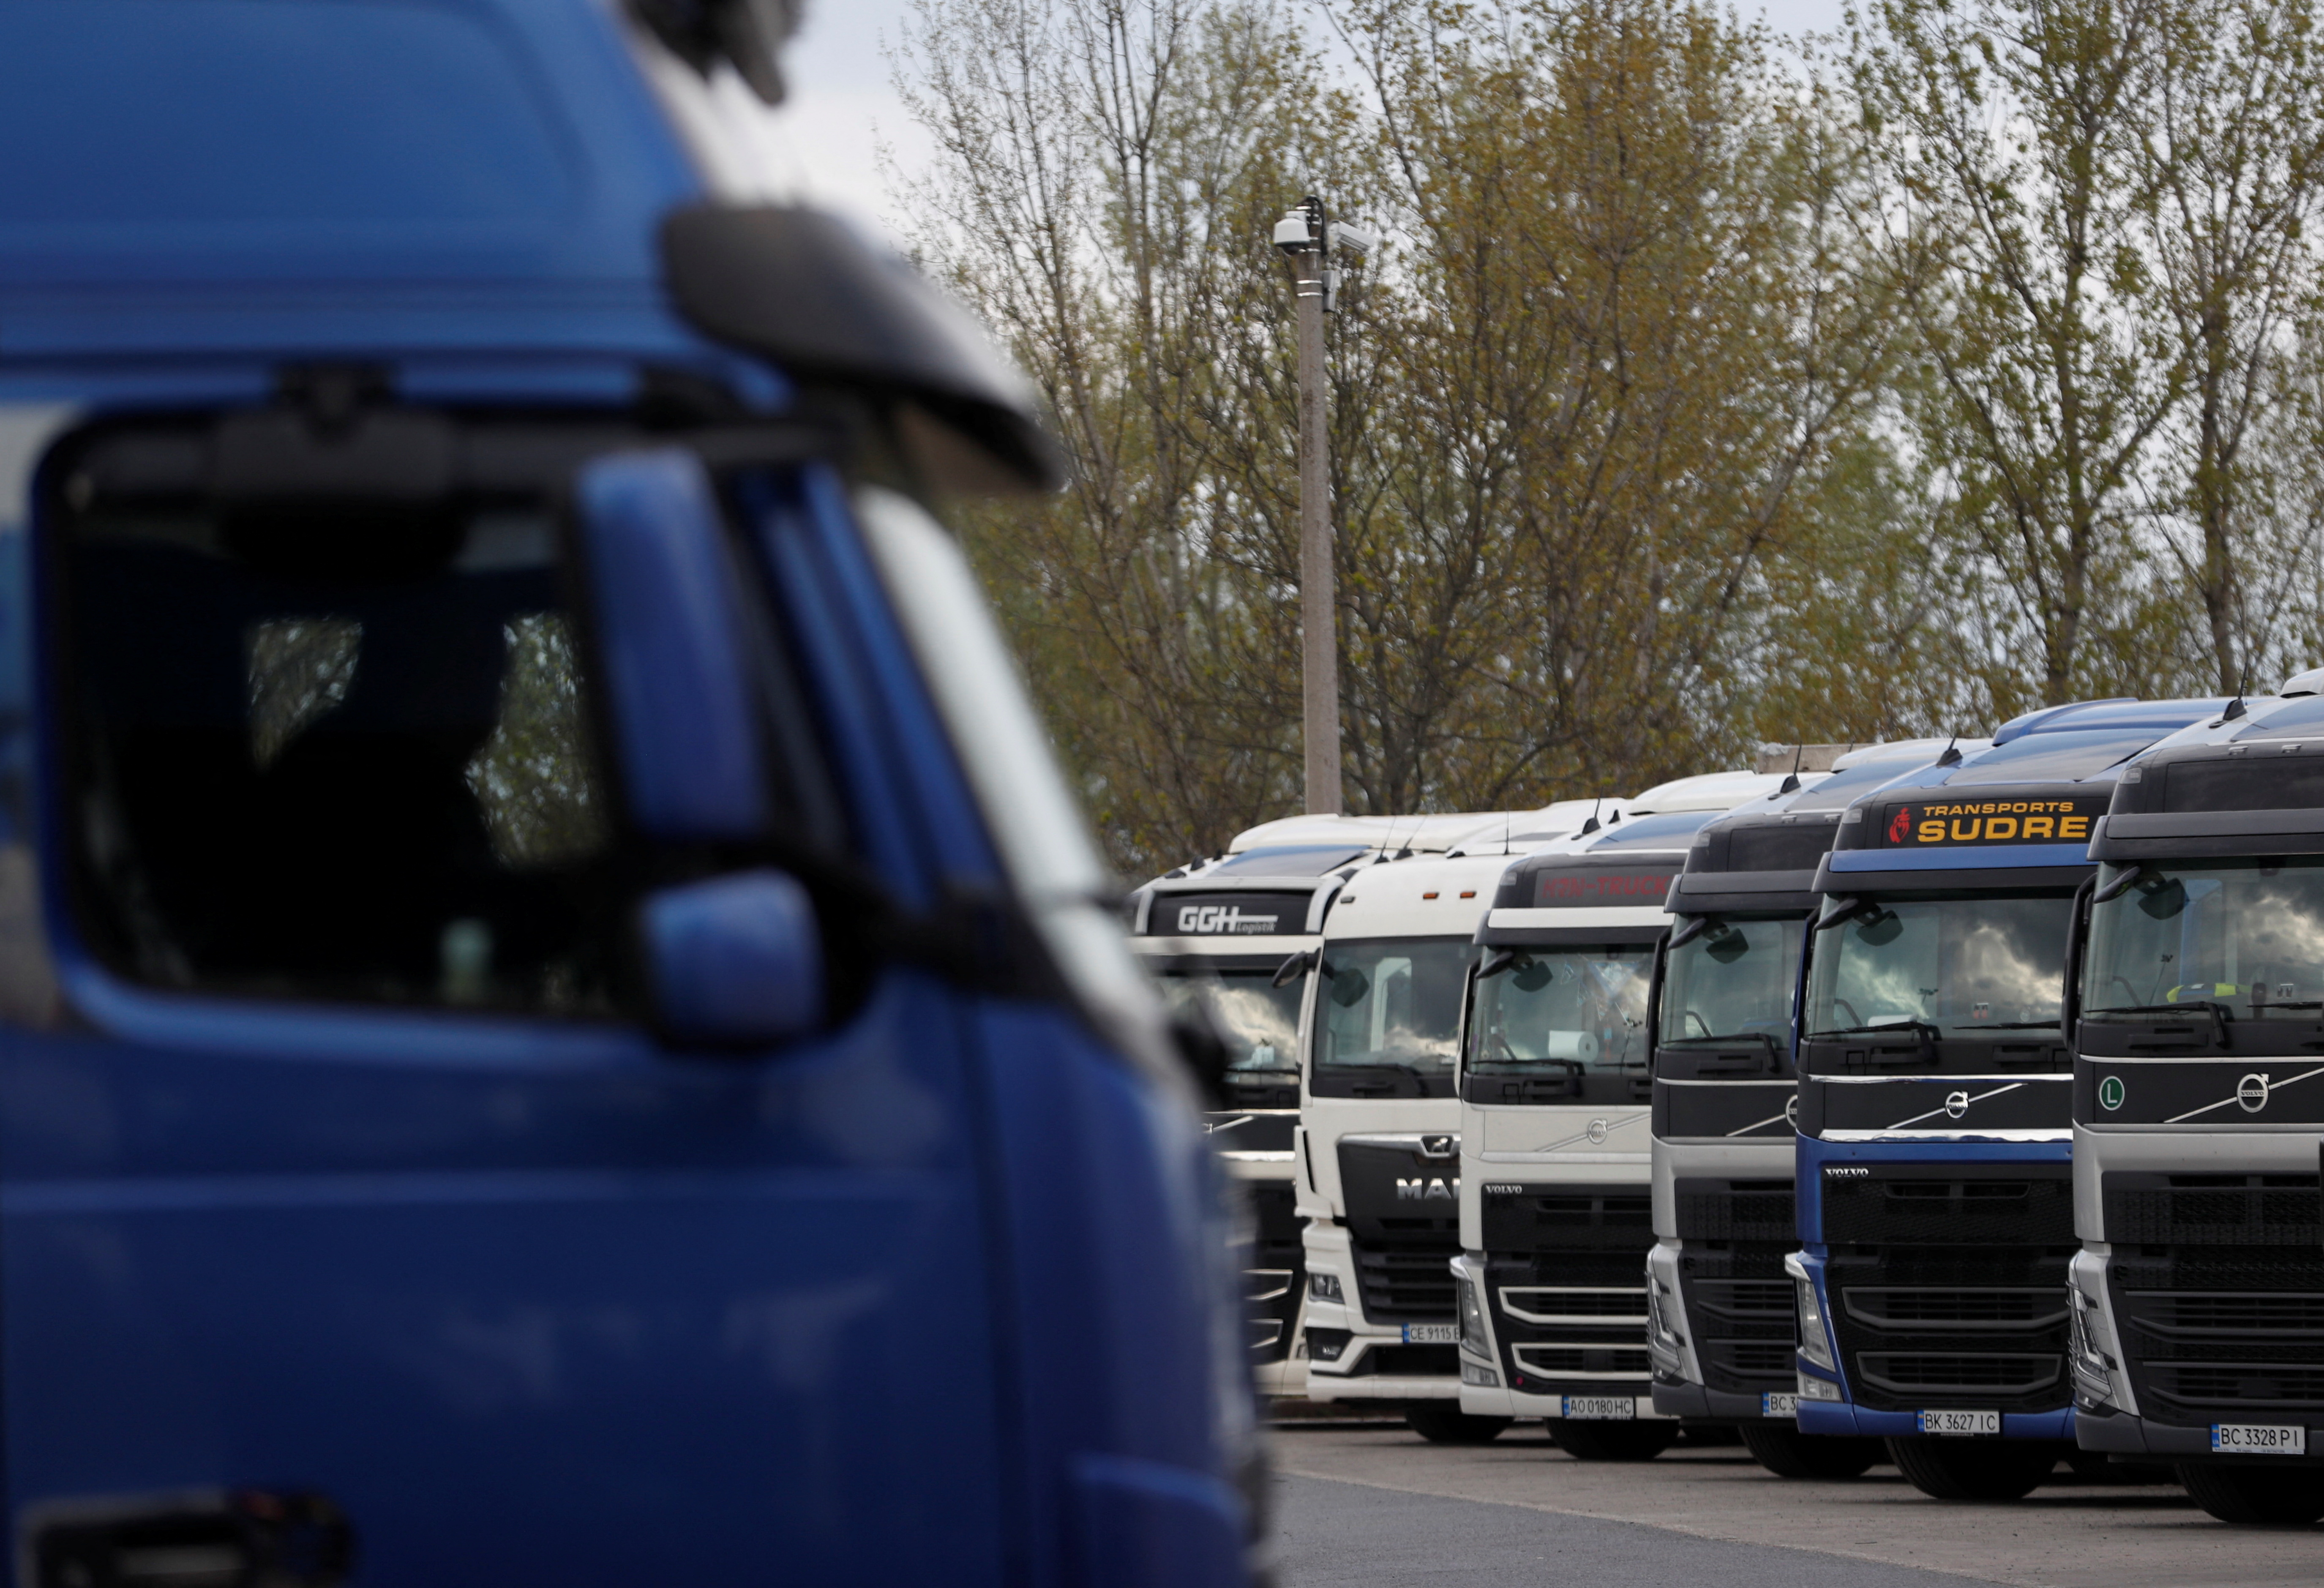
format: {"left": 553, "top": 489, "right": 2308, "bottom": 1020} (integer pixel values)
{"left": 764, "top": 0, "right": 1856, "bottom": 239}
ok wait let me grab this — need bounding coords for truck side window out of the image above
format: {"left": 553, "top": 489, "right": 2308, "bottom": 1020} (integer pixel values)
{"left": 57, "top": 476, "right": 628, "bottom": 1016}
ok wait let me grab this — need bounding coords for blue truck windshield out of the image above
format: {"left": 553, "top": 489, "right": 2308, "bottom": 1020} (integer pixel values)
{"left": 1314, "top": 937, "right": 1474, "bottom": 1081}
{"left": 1806, "top": 894, "right": 2074, "bottom": 1037}
{"left": 1659, "top": 917, "right": 1802, "bottom": 1050}
{"left": 1467, "top": 945, "right": 1654, "bottom": 1074}
{"left": 2085, "top": 859, "right": 2324, "bottom": 1017}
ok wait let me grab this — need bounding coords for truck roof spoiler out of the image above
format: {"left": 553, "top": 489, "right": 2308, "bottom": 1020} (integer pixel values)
{"left": 660, "top": 204, "right": 1067, "bottom": 494}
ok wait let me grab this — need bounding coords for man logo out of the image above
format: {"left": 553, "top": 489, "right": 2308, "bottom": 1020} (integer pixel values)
{"left": 1944, "top": 1090, "right": 1969, "bottom": 1120}
{"left": 1396, "top": 1176, "right": 1458, "bottom": 1201}
{"left": 2237, "top": 1073, "right": 2271, "bottom": 1113}
{"left": 1419, "top": 1135, "right": 1455, "bottom": 1158}
{"left": 2098, "top": 1075, "right": 2125, "bottom": 1111}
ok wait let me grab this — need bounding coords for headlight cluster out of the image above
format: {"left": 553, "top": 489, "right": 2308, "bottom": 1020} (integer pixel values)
{"left": 1309, "top": 1271, "right": 1344, "bottom": 1304}
{"left": 1457, "top": 1273, "right": 1490, "bottom": 1356}
{"left": 1788, "top": 1257, "right": 1838, "bottom": 1373}
{"left": 2069, "top": 1285, "right": 2119, "bottom": 1404}
{"left": 1647, "top": 1274, "right": 1684, "bottom": 1349}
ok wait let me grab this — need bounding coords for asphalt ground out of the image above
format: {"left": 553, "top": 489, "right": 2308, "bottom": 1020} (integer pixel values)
{"left": 1266, "top": 1418, "right": 2324, "bottom": 1588}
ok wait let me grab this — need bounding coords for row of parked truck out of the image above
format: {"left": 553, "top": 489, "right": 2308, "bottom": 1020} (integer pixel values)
{"left": 1136, "top": 688, "right": 2324, "bottom": 1524}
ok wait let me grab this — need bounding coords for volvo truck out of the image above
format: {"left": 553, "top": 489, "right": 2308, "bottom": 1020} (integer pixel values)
{"left": 1452, "top": 773, "right": 1789, "bottom": 1458}
{"left": 0, "top": 4, "right": 1263, "bottom": 1583}
{"left": 1134, "top": 848, "right": 1363, "bottom": 1394}
{"left": 1645, "top": 741, "right": 1971, "bottom": 1478}
{"left": 1792, "top": 699, "right": 2222, "bottom": 1501}
{"left": 2068, "top": 688, "right": 2324, "bottom": 1523}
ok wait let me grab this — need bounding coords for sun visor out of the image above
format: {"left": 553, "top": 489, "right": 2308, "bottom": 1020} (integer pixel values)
{"left": 659, "top": 204, "right": 1066, "bottom": 493}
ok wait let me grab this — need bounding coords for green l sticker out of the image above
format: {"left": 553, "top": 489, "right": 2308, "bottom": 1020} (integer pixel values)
{"left": 2098, "top": 1075, "right": 2125, "bottom": 1111}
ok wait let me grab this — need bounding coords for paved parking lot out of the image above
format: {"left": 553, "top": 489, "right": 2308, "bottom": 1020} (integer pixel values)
{"left": 1268, "top": 1418, "right": 2323, "bottom": 1587}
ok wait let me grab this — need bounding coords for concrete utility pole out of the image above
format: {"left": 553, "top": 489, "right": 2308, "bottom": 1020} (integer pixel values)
{"left": 1274, "top": 196, "right": 1370, "bottom": 816}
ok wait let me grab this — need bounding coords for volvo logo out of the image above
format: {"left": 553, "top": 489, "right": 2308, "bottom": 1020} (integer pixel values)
{"left": 1784, "top": 1096, "right": 1800, "bottom": 1127}
{"left": 1944, "top": 1090, "right": 1969, "bottom": 1120}
{"left": 1586, "top": 1118, "right": 1610, "bottom": 1144}
{"left": 2238, "top": 1073, "right": 2272, "bottom": 1113}
{"left": 1419, "top": 1134, "right": 1456, "bottom": 1159}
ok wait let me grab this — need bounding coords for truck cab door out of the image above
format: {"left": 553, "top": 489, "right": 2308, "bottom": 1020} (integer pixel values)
{"left": 0, "top": 411, "right": 1012, "bottom": 1586}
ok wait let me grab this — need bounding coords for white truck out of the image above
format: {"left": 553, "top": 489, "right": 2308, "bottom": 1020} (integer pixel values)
{"left": 1291, "top": 801, "right": 1645, "bottom": 1436}
{"left": 1132, "top": 844, "right": 1364, "bottom": 1395}
{"left": 1451, "top": 774, "right": 1790, "bottom": 1456}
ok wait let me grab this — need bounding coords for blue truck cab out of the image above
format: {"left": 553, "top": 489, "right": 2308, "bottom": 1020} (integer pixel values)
{"left": 1790, "top": 699, "right": 2222, "bottom": 1500}
{"left": 0, "top": 4, "right": 1258, "bottom": 1584}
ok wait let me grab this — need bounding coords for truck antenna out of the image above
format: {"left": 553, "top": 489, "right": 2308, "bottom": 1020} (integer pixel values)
{"left": 1580, "top": 797, "right": 1602, "bottom": 836}
{"left": 1936, "top": 733, "right": 1962, "bottom": 767}
{"left": 1778, "top": 742, "right": 1804, "bottom": 795}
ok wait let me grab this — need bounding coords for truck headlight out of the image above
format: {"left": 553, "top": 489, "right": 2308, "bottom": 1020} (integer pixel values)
{"left": 1648, "top": 1274, "right": 1684, "bottom": 1349}
{"left": 1788, "top": 1256, "right": 1838, "bottom": 1372}
{"left": 2069, "top": 1285, "right": 2119, "bottom": 1402}
{"left": 1457, "top": 1273, "right": 1489, "bottom": 1356}
{"left": 1309, "top": 1271, "right": 1343, "bottom": 1304}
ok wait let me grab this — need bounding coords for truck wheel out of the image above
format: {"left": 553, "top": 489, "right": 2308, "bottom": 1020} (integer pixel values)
{"left": 1549, "top": 1421, "right": 1679, "bottom": 1461}
{"left": 1403, "top": 1404, "right": 1512, "bottom": 1444}
{"left": 1885, "top": 1438, "right": 2059, "bottom": 1500}
{"left": 1738, "top": 1423, "right": 1882, "bottom": 1479}
{"left": 2174, "top": 1462, "right": 2324, "bottom": 1524}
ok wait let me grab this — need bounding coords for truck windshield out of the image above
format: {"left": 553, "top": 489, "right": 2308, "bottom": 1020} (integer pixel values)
{"left": 1313, "top": 937, "right": 1474, "bottom": 1082}
{"left": 2085, "top": 859, "right": 2324, "bottom": 1017}
{"left": 1467, "top": 945, "right": 1654, "bottom": 1075}
{"left": 1659, "top": 916, "right": 1801, "bottom": 1050}
{"left": 1154, "top": 966, "right": 1302, "bottom": 1078}
{"left": 1805, "top": 893, "right": 2073, "bottom": 1037}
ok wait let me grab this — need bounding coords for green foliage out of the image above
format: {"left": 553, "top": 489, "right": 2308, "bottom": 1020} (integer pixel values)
{"left": 895, "top": 0, "right": 2324, "bottom": 876}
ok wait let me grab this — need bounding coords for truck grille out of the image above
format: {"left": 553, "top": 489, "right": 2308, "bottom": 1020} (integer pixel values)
{"left": 1484, "top": 1184, "right": 1653, "bottom": 1395}
{"left": 1821, "top": 1165, "right": 2073, "bottom": 1413}
{"left": 2103, "top": 1173, "right": 2324, "bottom": 1420}
{"left": 1671, "top": 1180, "right": 1798, "bottom": 1395}
{"left": 1353, "top": 1241, "right": 1456, "bottom": 1323}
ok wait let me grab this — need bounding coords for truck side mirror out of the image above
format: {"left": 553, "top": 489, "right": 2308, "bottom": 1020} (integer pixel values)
{"left": 570, "top": 449, "right": 769, "bottom": 841}
{"left": 642, "top": 870, "right": 824, "bottom": 1046}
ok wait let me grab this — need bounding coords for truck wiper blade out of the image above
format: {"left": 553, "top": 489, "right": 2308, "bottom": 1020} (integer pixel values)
{"left": 1663, "top": 1031, "right": 1781, "bottom": 1052}
{"left": 1963, "top": 1021, "right": 2059, "bottom": 1031}
{"left": 1811, "top": 1021, "right": 1939, "bottom": 1039}
{"left": 2085, "top": 1002, "right": 2235, "bottom": 1022}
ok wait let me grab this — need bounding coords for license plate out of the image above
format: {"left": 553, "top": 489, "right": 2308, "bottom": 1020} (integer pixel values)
{"left": 2213, "top": 1423, "right": 2307, "bottom": 1455}
{"left": 1918, "top": 1409, "right": 1999, "bottom": 1436}
{"left": 1762, "top": 1393, "right": 1798, "bottom": 1418}
{"left": 1561, "top": 1395, "right": 1634, "bottom": 1420}
{"left": 1402, "top": 1323, "right": 1459, "bottom": 1344}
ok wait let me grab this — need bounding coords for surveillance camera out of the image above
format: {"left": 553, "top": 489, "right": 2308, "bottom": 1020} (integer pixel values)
{"left": 1274, "top": 210, "right": 1317, "bottom": 254}
{"left": 1330, "top": 222, "right": 1375, "bottom": 260}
